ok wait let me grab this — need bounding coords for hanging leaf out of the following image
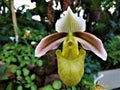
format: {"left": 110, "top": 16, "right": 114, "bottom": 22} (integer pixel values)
{"left": 6, "top": 82, "right": 12, "bottom": 90}
{"left": 0, "top": 63, "right": 8, "bottom": 80}
{"left": 26, "top": 10, "right": 32, "bottom": 20}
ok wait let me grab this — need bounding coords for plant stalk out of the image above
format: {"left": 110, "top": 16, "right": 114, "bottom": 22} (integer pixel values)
{"left": 10, "top": 0, "right": 19, "bottom": 42}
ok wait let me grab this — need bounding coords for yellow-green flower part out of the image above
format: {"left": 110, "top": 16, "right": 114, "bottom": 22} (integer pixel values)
{"left": 56, "top": 33, "right": 86, "bottom": 86}
{"left": 35, "top": 7, "right": 107, "bottom": 87}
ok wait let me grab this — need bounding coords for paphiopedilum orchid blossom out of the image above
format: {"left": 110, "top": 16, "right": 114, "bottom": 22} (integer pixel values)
{"left": 35, "top": 7, "right": 107, "bottom": 86}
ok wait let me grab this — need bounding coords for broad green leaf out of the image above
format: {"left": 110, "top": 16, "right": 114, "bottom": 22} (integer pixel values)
{"left": 30, "top": 74, "right": 36, "bottom": 80}
{"left": 16, "top": 70, "right": 21, "bottom": 76}
{"left": 25, "top": 76, "right": 32, "bottom": 83}
{"left": 31, "top": 84, "right": 37, "bottom": 90}
{"left": 10, "top": 65, "right": 17, "bottom": 73}
{"left": 42, "top": 85, "right": 53, "bottom": 90}
{"left": 17, "top": 85, "right": 23, "bottom": 90}
{"left": 52, "top": 80, "right": 62, "bottom": 89}
{"left": 6, "top": 82, "right": 12, "bottom": 90}
{"left": 23, "top": 68, "right": 30, "bottom": 76}
{"left": 0, "top": 63, "right": 8, "bottom": 80}
{"left": 36, "top": 60, "right": 43, "bottom": 67}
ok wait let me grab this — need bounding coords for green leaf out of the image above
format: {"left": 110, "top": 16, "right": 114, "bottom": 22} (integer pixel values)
{"left": 24, "top": 56, "right": 30, "bottom": 61}
{"left": 26, "top": 10, "right": 32, "bottom": 20}
{"left": 0, "top": 35, "right": 10, "bottom": 41}
{"left": 83, "top": 74, "right": 94, "bottom": 84}
{"left": 94, "top": 23, "right": 106, "bottom": 30}
{"left": 52, "top": 80, "right": 62, "bottom": 90}
{"left": 72, "top": 86, "right": 77, "bottom": 90}
{"left": 25, "top": 83, "right": 31, "bottom": 88}
{"left": 20, "top": 61, "right": 26, "bottom": 67}
{"left": 25, "top": 76, "right": 32, "bottom": 83}
{"left": 6, "top": 82, "right": 12, "bottom": 90}
{"left": 11, "top": 58, "right": 17, "bottom": 62}
{"left": 23, "top": 68, "right": 30, "bottom": 76}
{"left": 31, "top": 84, "right": 37, "bottom": 90}
{"left": 10, "top": 65, "right": 17, "bottom": 73}
{"left": 16, "top": 70, "right": 21, "bottom": 76}
{"left": 3, "top": 0, "right": 10, "bottom": 7}
{"left": 30, "top": 74, "right": 36, "bottom": 80}
{"left": 0, "top": 63, "right": 8, "bottom": 80}
{"left": 17, "top": 76, "right": 22, "bottom": 81}
{"left": 17, "top": 85, "right": 23, "bottom": 90}
{"left": 67, "top": 88, "right": 71, "bottom": 90}
{"left": 43, "top": 85, "right": 53, "bottom": 90}
{"left": 36, "top": 60, "right": 43, "bottom": 67}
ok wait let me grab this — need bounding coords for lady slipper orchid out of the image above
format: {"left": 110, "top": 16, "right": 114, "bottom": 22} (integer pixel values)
{"left": 35, "top": 7, "right": 107, "bottom": 86}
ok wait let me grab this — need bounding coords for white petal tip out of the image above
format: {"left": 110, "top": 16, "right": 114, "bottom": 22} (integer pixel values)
{"left": 99, "top": 47, "right": 107, "bottom": 61}
{"left": 102, "top": 52, "right": 107, "bottom": 61}
{"left": 55, "top": 7, "right": 86, "bottom": 32}
{"left": 35, "top": 55, "right": 39, "bottom": 57}
{"left": 35, "top": 51, "right": 42, "bottom": 58}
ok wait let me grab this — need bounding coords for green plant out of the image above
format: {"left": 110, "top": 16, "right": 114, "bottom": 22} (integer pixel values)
{"left": 104, "top": 36, "right": 120, "bottom": 67}
{"left": 80, "top": 74, "right": 94, "bottom": 90}
{"left": 90, "top": 0, "right": 101, "bottom": 10}
{"left": 0, "top": 63, "right": 9, "bottom": 80}
{"left": 42, "top": 85, "right": 53, "bottom": 90}
{"left": 42, "top": 80, "right": 62, "bottom": 90}
{"left": 0, "top": 42, "right": 43, "bottom": 90}
{"left": 84, "top": 53, "right": 101, "bottom": 74}
{"left": 52, "top": 80, "right": 62, "bottom": 89}
{"left": 0, "top": 0, "right": 120, "bottom": 89}
{"left": 21, "top": 27, "right": 47, "bottom": 42}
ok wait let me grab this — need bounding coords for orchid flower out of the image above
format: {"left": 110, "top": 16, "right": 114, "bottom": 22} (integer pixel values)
{"left": 35, "top": 7, "right": 107, "bottom": 86}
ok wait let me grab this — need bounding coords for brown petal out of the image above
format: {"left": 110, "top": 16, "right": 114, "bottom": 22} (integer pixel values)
{"left": 73, "top": 32, "right": 107, "bottom": 60}
{"left": 35, "top": 32, "right": 67, "bottom": 57}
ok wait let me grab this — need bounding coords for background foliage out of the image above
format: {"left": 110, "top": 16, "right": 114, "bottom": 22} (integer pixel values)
{"left": 0, "top": 0, "right": 120, "bottom": 90}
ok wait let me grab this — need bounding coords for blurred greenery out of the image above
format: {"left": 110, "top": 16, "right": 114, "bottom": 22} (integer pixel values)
{"left": 103, "top": 36, "right": 120, "bottom": 69}
{"left": 0, "top": 0, "right": 120, "bottom": 89}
